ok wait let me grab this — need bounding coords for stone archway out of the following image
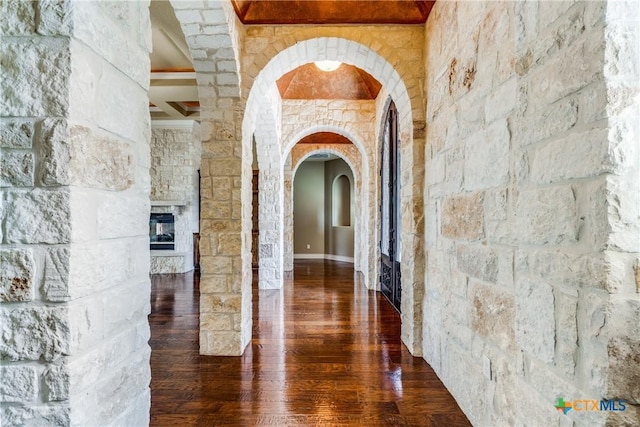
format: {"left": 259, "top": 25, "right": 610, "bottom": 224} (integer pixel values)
{"left": 243, "top": 36, "right": 425, "bottom": 355}
{"left": 287, "top": 142, "right": 364, "bottom": 276}
{"left": 289, "top": 147, "right": 361, "bottom": 269}
{"left": 283, "top": 127, "right": 367, "bottom": 282}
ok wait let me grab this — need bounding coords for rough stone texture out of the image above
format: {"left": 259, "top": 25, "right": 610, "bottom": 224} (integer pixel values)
{"left": 0, "top": 38, "right": 70, "bottom": 117}
{"left": 515, "top": 277, "right": 555, "bottom": 363}
{"left": 4, "top": 188, "right": 71, "bottom": 244}
{"left": 150, "top": 254, "right": 186, "bottom": 274}
{"left": 424, "top": 0, "right": 640, "bottom": 425}
{"left": 0, "top": 150, "right": 34, "bottom": 187}
{"left": 0, "top": 119, "right": 35, "bottom": 148}
{"left": 0, "top": 248, "right": 35, "bottom": 302}
{"left": 0, "top": 405, "right": 70, "bottom": 426}
{"left": 442, "top": 192, "right": 484, "bottom": 240}
{"left": 0, "top": 307, "right": 70, "bottom": 361}
{"left": 456, "top": 244, "right": 498, "bottom": 284}
{"left": 43, "top": 362, "right": 70, "bottom": 402}
{"left": 470, "top": 280, "right": 516, "bottom": 352}
{"left": 515, "top": 186, "right": 578, "bottom": 246}
{"left": 0, "top": 366, "right": 37, "bottom": 402}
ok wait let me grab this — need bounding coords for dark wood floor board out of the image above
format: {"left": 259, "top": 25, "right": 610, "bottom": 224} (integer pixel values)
{"left": 150, "top": 260, "right": 470, "bottom": 426}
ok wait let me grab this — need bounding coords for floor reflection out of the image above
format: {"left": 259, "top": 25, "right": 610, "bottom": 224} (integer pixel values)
{"left": 150, "top": 260, "right": 470, "bottom": 426}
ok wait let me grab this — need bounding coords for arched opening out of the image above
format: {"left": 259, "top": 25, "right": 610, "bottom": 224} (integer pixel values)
{"left": 332, "top": 175, "right": 351, "bottom": 227}
{"left": 293, "top": 153, "right": 356, "bottom": 264}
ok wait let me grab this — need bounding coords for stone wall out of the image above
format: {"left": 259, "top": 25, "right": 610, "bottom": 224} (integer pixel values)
{"left": 150, "top": 124, "right": 201, "bottom": 274}
{"left": 424, "top": 1, "right": 639, "bottom": 425}
{"left": 1, "top": 1, "right": 151, "bottom": 425}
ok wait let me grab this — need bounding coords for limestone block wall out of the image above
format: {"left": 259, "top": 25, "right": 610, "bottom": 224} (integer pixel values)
{"left": 150, "top": 124, "right": 201, "bottom": 273}
{"left": 424, "top": 1, "right": 639, "bottom": 425}
{"left": 1, "top": 1, "right": 151, "bottom": 425}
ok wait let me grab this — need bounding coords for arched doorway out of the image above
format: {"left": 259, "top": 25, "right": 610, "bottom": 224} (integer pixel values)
{"left": 380, "top": 101, "right": 401, "bottom": 312}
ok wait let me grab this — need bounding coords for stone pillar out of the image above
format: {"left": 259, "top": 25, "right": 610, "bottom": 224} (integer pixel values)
{"left": 1, "top": 1, "right": 151, "bottom": 425}
{"left": 283, "top": 156, "right": 294, "bottom": 272}
{"left": 171, "top": 0, "right": 251, "bottom": 356}
{"left": 199, "top": 108, "right": 252, "bottom": 355}
{"left": 258, "top": 168, "right": 284, "bottom": 289}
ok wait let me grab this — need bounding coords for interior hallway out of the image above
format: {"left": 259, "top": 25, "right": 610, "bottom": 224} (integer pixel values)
{"left": 149, "top": 260, "right": 470, "bottom": 426}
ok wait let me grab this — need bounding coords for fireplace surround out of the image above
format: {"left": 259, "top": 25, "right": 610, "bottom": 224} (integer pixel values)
{"left": 149, "top": 213, "right": 175, "bottom": 250}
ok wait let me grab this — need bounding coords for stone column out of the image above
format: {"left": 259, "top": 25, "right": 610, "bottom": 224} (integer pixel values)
{"left": 283, "top": 156, "right": 294, "bottom": 272}
{"left": 199, "top": 105, "right": 252, "bottom": 355}
{"left": 170, "top": 0, "right": 251, "bottom": 356}
{"left": 258, "top": 168, "right": 284, "bottom": 289}
{"left": 1, "top": 1, "right": 151, "bottom": 425}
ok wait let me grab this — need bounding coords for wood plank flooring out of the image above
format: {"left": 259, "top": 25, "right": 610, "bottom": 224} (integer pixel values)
{"left": 150, "top": 260, "right": 471, "bottom": 426}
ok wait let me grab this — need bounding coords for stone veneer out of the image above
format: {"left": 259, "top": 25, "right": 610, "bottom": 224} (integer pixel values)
{"left": 150, "top": 124, "right": 201, "bottom": 274}
{"left": 1, "top": 1, "right": 151, "bottom": 425}
{"left": 424, "top": 1, "right": 639, "bottom": 425}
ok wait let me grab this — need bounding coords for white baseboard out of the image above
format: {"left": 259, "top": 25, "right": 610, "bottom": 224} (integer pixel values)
{"left": 294, "top": 253, "right": 354, "bottom": 264}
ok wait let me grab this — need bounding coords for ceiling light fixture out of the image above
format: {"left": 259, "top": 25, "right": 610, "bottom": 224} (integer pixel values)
{"left": 314, "top": 60, "right": 342, "bottom": 72}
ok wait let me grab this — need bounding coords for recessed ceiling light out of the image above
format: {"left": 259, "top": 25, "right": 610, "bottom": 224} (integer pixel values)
{"left": 314, "top": 60, "right": 342, "bottom": 72}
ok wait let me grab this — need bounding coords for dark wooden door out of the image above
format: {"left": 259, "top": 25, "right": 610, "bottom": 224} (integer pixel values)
{"left": 380, "top": 102, "right": 401, "bottom": 312}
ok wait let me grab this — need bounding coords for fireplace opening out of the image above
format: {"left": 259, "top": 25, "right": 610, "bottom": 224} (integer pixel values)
{"left": 150, "top": 213, "right": 175, "bottom": 250}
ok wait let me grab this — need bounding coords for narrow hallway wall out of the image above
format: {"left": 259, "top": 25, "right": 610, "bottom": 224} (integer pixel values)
{"left": 423, "top": 1, "right": 639, "bottom": 425}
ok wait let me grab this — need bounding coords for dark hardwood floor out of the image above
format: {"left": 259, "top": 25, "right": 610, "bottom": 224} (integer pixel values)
{"left": 150, "top": 260, "right": 471, "bottom": 426}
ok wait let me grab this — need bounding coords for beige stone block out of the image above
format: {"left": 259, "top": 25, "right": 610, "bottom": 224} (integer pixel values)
{"left": 201, "top": 199, "right": 231, "bottom": 219}
{"left": 201, "top": 220, "right": 241, "bottom": 233}
{"left": 200, "top": 256, "right": 232, "bottom": 276}
{"left": 211, "top": 177, "right": 232, "bottom": 200}
{"left": 515, "top": 186, "right": 577, "bottom": 246}
{"left": 442, "top": 192, "right": 484, "bottom": 240}
{"left": 200, "top": 330, "right": 244, "bottom": 356}
{"left": 606, "top": 298, "right": 640, "bottom": 404}
{"left": 199, "top": 275, "right": 229, "bottom": 293}
{"left": 217, "top": 233, "right": 241, "bottom": 256}
{"left": 515, "top": 277, "right": 555, "bottom": 363}
{"left": 470, "top": 280, "right": 516, "bottom": 352}
{"left": 200, "top": 313, "right": 232, "bottom": 331}
{"left": 201, "top": 294, "right": 242, "bottom": 313}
